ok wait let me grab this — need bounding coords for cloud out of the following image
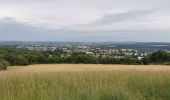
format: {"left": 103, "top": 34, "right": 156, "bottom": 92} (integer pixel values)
{"left": 0, "top": 17, "right": 57, "bottom": 41}
{"left": 0, "top": 0, "right": 170, "bottom": 42}
{"left": 0, "top": 17, "right": 170, "bottom": 42}
{"left": 0, "top": 17, "right": 101, "bottom": 41}
{"left": 92, "top": 10, "right": 156, "bottom": 25}
{"left": 0, "top": 0, "right": 51, "bottom": 4}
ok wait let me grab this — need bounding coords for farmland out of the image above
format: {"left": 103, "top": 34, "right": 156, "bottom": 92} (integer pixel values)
{"left": 0, "top": 64, "right": 170, "bottom": 100}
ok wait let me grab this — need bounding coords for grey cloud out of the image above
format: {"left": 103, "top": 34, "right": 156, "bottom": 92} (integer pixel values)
{"left": 92, "top": 10, "right": 156, "bottom": 25}
{"left": 0, "top": 17, "right": 170, "bottom": 42}
{"left": 0, "top": 0, "right": 169, "bottom": 42}
{"left": 0, "top": 17, "right": 98, "bottom": 41}
{"left": 0, "top": 0, "right": 52, "bottom": 4}
{"left": 0, "top": 17, "right": 58, "bottom": 41}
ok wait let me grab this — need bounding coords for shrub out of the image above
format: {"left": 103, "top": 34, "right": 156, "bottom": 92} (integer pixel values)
{"left": 0, "top": 59, "right": 9, "bottom": 70}
{"left": 150, "top": 50, "right": 169, "bottom": 63}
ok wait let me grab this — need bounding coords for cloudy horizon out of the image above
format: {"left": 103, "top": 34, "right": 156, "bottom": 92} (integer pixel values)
{"left": 0, "top": 0, "right": 170, "bottom": 42}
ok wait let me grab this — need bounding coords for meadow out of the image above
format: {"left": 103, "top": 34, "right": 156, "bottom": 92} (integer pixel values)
{"left": 0, "top": 64, "right": 170, "bottom": 100}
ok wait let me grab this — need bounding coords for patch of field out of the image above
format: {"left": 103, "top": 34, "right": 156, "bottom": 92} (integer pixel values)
{"left": 0, "top": 64, "right": 170, "bottom": 100}
{"left": 6, "top": 64, "right": 170, "bottom": 73}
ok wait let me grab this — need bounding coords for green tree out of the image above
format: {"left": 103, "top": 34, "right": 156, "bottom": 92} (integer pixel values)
{"left": 0, "top": 59, "right": 9, "bottom": 70}
{"left": 142, "top": 56, "right": 150, "bottom": 65}
{"left": 149, "top": 50, "right": 170, "bottom": 63}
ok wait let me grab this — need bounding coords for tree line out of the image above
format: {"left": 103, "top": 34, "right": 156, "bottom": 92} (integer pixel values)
{"left": 0, "top": 46, "right": 170, "bottom": 70}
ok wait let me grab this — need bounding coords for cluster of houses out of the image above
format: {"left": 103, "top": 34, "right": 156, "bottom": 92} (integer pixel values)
{"left": 60, "top": 46, "right": 147, "bottom": 60}
{"left": 16, "top": 45, "right": 149, "bottom": 60}
{"left": 17, "top": 45, "right": 57, "bottom": 51}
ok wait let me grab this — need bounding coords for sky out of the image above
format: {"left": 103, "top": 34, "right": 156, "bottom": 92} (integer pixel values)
{"left": 0, "top": 0, "right": 170, "bottom": 42}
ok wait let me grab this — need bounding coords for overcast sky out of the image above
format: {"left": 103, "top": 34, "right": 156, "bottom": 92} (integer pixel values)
{"left": 0, "top": 0, "right": 170, "bottom": 42}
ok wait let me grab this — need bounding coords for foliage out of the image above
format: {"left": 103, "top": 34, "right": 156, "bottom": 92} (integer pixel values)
{"left": 142, "top": 50, "right": 170, "bottom": 64}
{"left": 0, "top": 59, "right": 9, "bottom": 70}
{"left": 1, "top": 46, "right": 170, "bottom": 69}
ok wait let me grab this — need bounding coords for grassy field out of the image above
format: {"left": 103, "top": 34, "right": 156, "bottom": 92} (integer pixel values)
{"left": 0, "top": 64, "right": 170, "bottom": 100}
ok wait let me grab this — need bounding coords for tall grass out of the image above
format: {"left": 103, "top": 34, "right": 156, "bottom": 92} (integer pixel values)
{"left": 0, "top": 71, "right": 170, "bottom": 100}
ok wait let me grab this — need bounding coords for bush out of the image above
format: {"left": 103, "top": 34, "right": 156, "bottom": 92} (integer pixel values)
{"left": 148, "top": 50, "right": 170, "bottom": 64}
{"left": 142, "top": 57, "right": 150, "bottom": 65}
{"left": 0, "top": 59, "right": 9, "bottom": 70}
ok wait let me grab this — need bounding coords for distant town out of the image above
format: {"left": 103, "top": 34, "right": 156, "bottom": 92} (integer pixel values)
{"left": 1, "top": 41, "right": 170, "bottom": 60}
